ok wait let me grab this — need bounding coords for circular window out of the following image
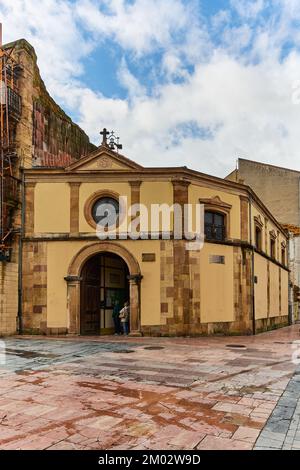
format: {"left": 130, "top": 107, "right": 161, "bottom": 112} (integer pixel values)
{"left": 92, "top": 197, "right": 120, "bottom": 227}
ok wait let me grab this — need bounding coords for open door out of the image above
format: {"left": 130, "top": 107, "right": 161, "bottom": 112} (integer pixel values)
{"left": 80, "top": 252, "right": 129, "bottom": 335}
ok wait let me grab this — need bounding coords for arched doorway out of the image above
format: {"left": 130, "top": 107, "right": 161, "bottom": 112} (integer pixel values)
{"left": 65, "top": 242, "right": 142, "bottom": 336}
{"left": 80, "top": 253, "right": 129, "bottom": 335}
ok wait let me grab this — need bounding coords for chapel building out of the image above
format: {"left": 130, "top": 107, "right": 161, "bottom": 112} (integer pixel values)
{"left": 0, "top": 39, "right": 290, "bottom": 338}
{"left": 22, "top": 136, "right": 289, "bottom": 337}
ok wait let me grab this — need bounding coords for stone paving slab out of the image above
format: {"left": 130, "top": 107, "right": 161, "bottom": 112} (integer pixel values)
{"left": 0, "top": 325, "right": 299, "bottom": 450}
{"left": 254, "top": 368, "right": 300, "bottom": 450}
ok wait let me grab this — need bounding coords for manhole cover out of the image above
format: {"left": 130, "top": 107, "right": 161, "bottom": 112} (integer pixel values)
{"left": 113, "top": 349, "right": 135, "bottom": 354}
{"left": 144, "top": 346, "right": 165, "bottom": 350}
{"left": 226, "top": 344, "right": 247, "bottom": 349}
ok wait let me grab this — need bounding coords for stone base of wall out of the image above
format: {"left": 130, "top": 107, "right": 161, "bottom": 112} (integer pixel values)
{"left": 18, "top": 316, "right": 289, "bottom": 337}
{"left": 22, "top": 327, "right": 68, "bottom": 335}
{"left": 0, "top": 262, "right": 18, "bottom": 336}
{"left": 141, "top": 320, "right": 254, "bottom": 337}
{"left": 141, "top": 316, "right": 289, "bottom": 336}
{"left": 255, "top": 315, "right": 289, "bottom": 333}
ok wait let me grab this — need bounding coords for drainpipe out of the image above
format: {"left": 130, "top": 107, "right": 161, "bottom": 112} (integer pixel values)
{"left": 249, "top": 195, "right": 256, "bottom": 335}
{"left": 17, "top": 168, "right": 24, "bottom": 334}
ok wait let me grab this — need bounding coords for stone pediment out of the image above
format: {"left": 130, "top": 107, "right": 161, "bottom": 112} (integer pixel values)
{"left": 65, "top": 145, "right": 143, "bottom": 172}
{"left": 199, "top": 195, "right": 232, "bottom": 210}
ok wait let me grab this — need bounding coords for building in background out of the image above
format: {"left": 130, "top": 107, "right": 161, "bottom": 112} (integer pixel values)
{"left": 226, "top": 158, "right": 300, "bottom": 323}
{"left": 0, "top": 38, "right": 94, "bottom": 335}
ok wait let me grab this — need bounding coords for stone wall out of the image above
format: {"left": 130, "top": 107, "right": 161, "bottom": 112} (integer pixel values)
{"left": 22, "top": 241, "right": 47, "bottom": 334}
{"left": 228, "top": 159, "right": 300, "bottom": 226}
{"left": 142, "top": 241, "right": 288, "bottom": 337}
{"left": 0, "top": 261, "right": 18, "bottom": 336}
{"left": 0, "top": 39, "right": 94, "bottom": 336}
{"left": 226, "top": 158, "right": 300, "bottom": 322}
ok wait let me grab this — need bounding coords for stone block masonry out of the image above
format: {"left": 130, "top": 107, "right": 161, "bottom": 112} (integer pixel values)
{"left": 0, "top": 262, "right": 18, "bottom": 335}
{"left": 0, "top": 38, "right": 94, "bottom": 335}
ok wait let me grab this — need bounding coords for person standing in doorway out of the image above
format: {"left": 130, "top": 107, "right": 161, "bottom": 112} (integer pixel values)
{"left": 112, "top": 300, "right": 121, "bottom": 335}
{"left": 119, "top": 301, "right": 130, "bottom": 335}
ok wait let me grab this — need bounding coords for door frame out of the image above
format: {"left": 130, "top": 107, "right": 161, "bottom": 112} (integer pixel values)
{"left": 65, "top": 242, "right": 142, "bottom": 336}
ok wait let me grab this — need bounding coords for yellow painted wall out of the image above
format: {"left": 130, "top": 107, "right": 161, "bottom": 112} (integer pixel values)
{"left": 281, "top": 269, "right": 289, "bottom": 316}
{"left": 79, "top": 183, "right": 131, "bottom": 233}
{"left": 270, "top": 263, "right": 280, "bottom": 316}
{"left": 200, "top": 243, "right": 234, "bottom": 323}
{"left": 189, "top": 185, "right": 241, "bottom": 240}
{"left": 140, "top": 182, "right": 174, "bottom": 232}
{"left": 46, "top": 242, "right": 83, "bottom": 327}
{"left": 34, "top": 183, "right": 70, "bottom": 233}
{"left": 46, "top": 239, "right": 161, "bottom": 329}
{"left": 254, "top": 253, "right": 268, "bottom": 320}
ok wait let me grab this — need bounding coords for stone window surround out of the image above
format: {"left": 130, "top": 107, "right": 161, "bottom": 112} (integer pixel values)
{"left": 254, "top": 214, "right": 264, "bottom": 251}
{"left": 83, "top": 189, "right": 127, "bottom": 231}
{"left": 281, "top": 240, "right": 287, "bottom": 266}
{"left": 269, "top": 229, "right": 277, "bottom": 259}
{"left": 199, "top": 196, "right": 232, "bottom": 240}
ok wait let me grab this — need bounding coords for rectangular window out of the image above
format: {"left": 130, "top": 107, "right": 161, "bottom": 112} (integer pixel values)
{"left": 270, "top": 238, "right": 276, "bottom": 259}
{"left": 281, "top": 247, "right": 286, "bottom": 266}
{"left": 209, "top": 255, "right": 225, "bottom": 264}
{"left": 205, "top": 211, "right": 226, "bottom": 241}
{"left": 255, "top": 226, "right": 262, "bottom": 251}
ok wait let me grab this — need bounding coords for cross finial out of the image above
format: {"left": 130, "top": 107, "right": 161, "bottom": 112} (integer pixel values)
{"left": 100, "top": 128, "right": 110, "bottom": 146}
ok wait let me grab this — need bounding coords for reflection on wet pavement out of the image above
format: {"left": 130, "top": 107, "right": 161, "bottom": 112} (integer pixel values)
{"left": 0, "top": 326, "right": 299, "bottom": 450}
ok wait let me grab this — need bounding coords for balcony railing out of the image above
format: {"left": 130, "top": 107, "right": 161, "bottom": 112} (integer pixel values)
{"left": 6, "top": 86, "right": 22, "bottom": 118}
{"left": 3, "top": 174, "right": 19, "bottom": 207}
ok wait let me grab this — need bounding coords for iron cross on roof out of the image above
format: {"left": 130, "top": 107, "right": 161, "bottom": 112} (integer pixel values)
{"left": 100, "top": 128, "right": 123, "bottom": 151}
{"left": 100, "top": 128, "right": 110, "bottom": 146}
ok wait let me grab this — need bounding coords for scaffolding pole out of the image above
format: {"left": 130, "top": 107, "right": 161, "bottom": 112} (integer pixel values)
{"left": 0, "top": 24, "right": 22, "bottom": 261}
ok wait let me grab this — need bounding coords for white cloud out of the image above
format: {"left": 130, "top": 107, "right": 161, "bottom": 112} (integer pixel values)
{"left": 75, "top": 0, "right": 199, "bottom": 56}
{"left": 1, "top": 0, "right": 300, "bottom": 178}
{"left": 117, "top": 58, "right": 146, "bottom": 99}
{"left": 0, "top": 0, "right": 93, "bottom": 83}
{"left": 68, "top": 51, "right": 300, "bottom": 177}
{"left": 230, "top": 0, "right": 266, "bottom": 19}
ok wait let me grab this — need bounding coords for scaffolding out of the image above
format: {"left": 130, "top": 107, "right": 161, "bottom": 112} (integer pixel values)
{"left": 0, "top": 34, "right": 22, "bottom": 261}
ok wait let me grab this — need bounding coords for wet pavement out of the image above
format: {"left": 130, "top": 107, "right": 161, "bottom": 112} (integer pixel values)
{"left": 0, "top": 325, "right": 299, "bottom": 450}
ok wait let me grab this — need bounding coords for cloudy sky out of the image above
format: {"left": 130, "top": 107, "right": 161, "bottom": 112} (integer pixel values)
{"left": 1, "top": 0, "right": 300, "bottom": 176}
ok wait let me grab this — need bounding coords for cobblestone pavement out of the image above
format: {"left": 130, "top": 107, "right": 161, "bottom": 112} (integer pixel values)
{"left": 0, "top": 325, "right": 299, "bottom": 450}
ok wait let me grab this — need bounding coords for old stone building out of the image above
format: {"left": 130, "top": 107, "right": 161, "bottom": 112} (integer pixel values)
{"left": 0, "top": 39, "right": 94, "bottom": 335}
{"left": 226, "top": 158, "right": 300, "bottom": 322}
{"left": 1, "top": 39, "right": 290, "bottom": 337}
{"left": 21, "top": 138, "right": 289, "bottom": 336}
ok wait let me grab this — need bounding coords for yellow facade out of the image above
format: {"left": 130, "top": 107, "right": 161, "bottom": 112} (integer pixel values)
{"left": 46, "top": 239, "right": 162, "bottom": 329}
{"left": 79, "top": 182, "right": 131, "bottom": 233}
{"left": 22, "top": 145, "right": 289, "bottom": 336}
{"left": 200, "top": 244, "right": 234, "bottom": 323}
{"left": 254, "top": 253, "right": 268, "bottom": 320}
{"left": 35, "top": 183, "right": 70, "bottom": 233}
{"left": 189, "top": 185, "right": 241, "bottom": 240}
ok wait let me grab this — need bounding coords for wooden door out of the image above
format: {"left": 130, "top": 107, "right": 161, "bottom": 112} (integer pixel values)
{"left": 80, "top": 256, "right": 101, "bottom": 335}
